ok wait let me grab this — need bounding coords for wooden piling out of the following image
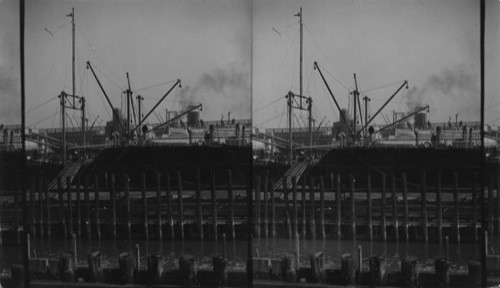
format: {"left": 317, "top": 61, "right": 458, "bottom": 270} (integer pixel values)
{"left": 75, "top": 176, "right": 81, "bottom": 238}
{"left": 391, "top": 174, "right": 398, "bottom": 241}
{"left": 310, "top": 252, "right": 325, "bottom": 283}
{"left": 341, "top": 253, "right": 356, "bottom": 285}
{"left": 213, "top": 255, "right": 228, "bottom": 286}
{"left": 141, "top": 174, "right": 148, "bottom": 240}
{"left": 84, "top": 176, "right": 90, "bottom": 240}
{"left": 110, "top": 173, "right": 117, "bottom": 239}
{"left": 93, "top": 175, "right": 100, "bottom": 240}
{"left": 211, "top": 169, "right": 217, "bottom": 241}
{"left": 124, "top": 174, "right": 131, "bottom": 240}
{"left": 420, "top": 170, "right": 428, "bottom": 243}
{"left": 302, "top": 177, "right": 307, "bottom": 239}
{"left": 195, "top": 168, "right": 203, "bottom": 240}
{"left": 472, "top": 173, "right": 478, "bottom": 242}
{"left": 488, "top": 174, "right": 494, "bottom": 235}
{"left": 165, "top": 172, "right": 174, "bottom": 240}
{"left": 72, "top": 233, "right": 77, "bottom": 269}
{"left": 177, "top": 171, "right": 184, "bottom": 240}
{"left": 66, "top": 176, "right": 73, "bottom": 236}
{"left": 60, "top": 253, "right": 75, "bottom": 282}
{"left": 284, "top": 176, "right": 291, "bottom": 239}
{"left": 135, "top": 244, "right": 140, "bottom": 271}
{"left": 370, "top": 256, "right": 386, "bottom": 286}
{"left": 227, "top": 169, "right": 235, "bottom": 240}
{"left": 497, "top": 171, "right": 500, "bottom": 235}
{"left": 358, "top": 245, "right": 363, "bottom": 275}
{"left": 263, "top": 170, "right": 269, "bottom": 238}
{"left": 58, "top": 176, "right": 67, "bottom": 239}
{"left": 309, "top": 176, "right": 316, "bottom": 239}
{"left": 270, "top": 178, "right": 276, "bottom": 238}
{"left": 402, "top": 173, "right": 409, "bottom": 241}
{"left": 435, "top": 258, "right": 450, "bottom": 287}
{"left": 30, "top": 176, "right": 36, "bottom": 238}
{"left": 367, "top": 174, "right": 373, "bottom": 241}
{"left": 349, "top": 175, "right": 355, "bottom": 240}
{"left": 437, "top": 172, "right": 443, "bottom": 244}
{"left": 319, "top": 176, "right": 325, "bottom": 240}
{"left": 156, "top": 172, "right": 163, "bottom": 240}
{"left": 87, "top": 251, "right": 103, "bottom": 283}
{"left": 381, "top": 173, "right": 387, "bottom": 241}
{"left": 14, "top": 177, "right": 20, "bottom": 242}
{"left": 119, "top": 252, "right": 135, "bottom": 284}
{"left": 401, "top": 257, "right": 418, "bottom": 288}
{"left": 453, "top": 172, "right": 460, "bottom": 243}
{"left": 255, "top": 175, "right": 261, "bottom": 238}
{"left": 445, "top": 235, "right": 449, "bottom": 261}
{"left": 39, "top": 178, "right": 44, "bottom": 239}
{"left": 336, "top": 174, "right": 341, "bottom": 240}
{"left": 179, "top": 254, "right": 195, "bottom": 286}
{"left": 43, "top": 178, "right": 50, "bottom": 239}
{"left": 292, "top": 176, "right": 298, "bottom": 238}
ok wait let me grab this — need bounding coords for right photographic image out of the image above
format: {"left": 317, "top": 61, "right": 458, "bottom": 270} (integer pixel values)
{"left": 251, "top": 0, "right": 500, "bottom": 286}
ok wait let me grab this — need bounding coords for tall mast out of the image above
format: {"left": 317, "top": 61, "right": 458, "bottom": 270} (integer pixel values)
{"left": 71, "top": 8, "right": 75, "bottom": 108}
{"left": 298, "top": 7, "right": 303, "bottom": 105}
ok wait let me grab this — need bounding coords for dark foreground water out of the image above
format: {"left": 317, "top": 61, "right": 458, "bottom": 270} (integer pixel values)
{"left": 1, "top": 237, "right": 499, "bottom": 278}
{"left": 0, "top": 239, "right": 248, "bottom": 277}
{"left": 253, "top": 237, "right": 500, "bottom": 273}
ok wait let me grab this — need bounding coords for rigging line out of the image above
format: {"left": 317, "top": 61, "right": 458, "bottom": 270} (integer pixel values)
{"left": 26, "top": 96, "right": 58, "bottom": 114}
{"left": 51, "top": 102, "right": 58, "bottom": 129}
{"left": 262, "top": 32, "right": 299, "bottom": 101}
{"left": 28, "top": 109, "right": 60, "bottom": 128}
{"left": 27, "top": 32, "right": 71, "bottom": 112}
{"left": 254, "top": 110, "right": 285, "bottom": 128}
{"left": 277, "top": 101, "right": 287, "bottom": 129}
{"left": 360, "top": 80, "right": 406, "bottom": 94}
{"left": 253, "top": 96, "right": 284, "bottom": 113}
{"left": 133, "top": 79, "right": 177, "bottom": 93}
{"left": 303, "top": 24, "right": 353, "bottom": 89}
{"left": 95, "top": 66, "right": 124, "bottom": 90}
{"left": 317, "top": 62, "right": 351, "bottom": 92}
{"left": 75, "top": 23, "right": 127, "bottom": 87}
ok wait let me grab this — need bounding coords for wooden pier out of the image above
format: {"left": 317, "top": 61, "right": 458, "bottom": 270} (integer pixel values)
{"left": 253, "top": 170, "right": 498, "bottom": 243}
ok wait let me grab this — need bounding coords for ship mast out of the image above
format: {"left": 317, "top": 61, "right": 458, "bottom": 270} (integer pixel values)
{"left": 287, "top": 7, "right": 312, "bottom": 162}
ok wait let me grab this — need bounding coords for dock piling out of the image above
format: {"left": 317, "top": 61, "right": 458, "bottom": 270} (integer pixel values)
{"left": 263, "top": 170, "right": 269, "bottom": 238}
{"left": 270, "top": 178, "right": 276, "bottom": 238}
{"left": 349, "top": 175, "right": 355, "bottom": 240}
{"left": 367, "top": 174, "right": 373, "bottom": 241}
{"left": 319, "top": 175, "right": 325, "bottom": 240}
{"left": 381, "top": 173, "right": 387, "bottom": 241}
{"left": 391, "top": 174, "right": 398, "bottom": 241}
{"left": 310, "top": 176, "right": 316, "bottom": 239}
{"left": 292, "top": 176, "right": 298, "bottom": 239}
{"left": 84, "top": 176, "right": 90, "bottom": 240}
{"left": 165, "top": 172, "right": 174, "bottom": 240}
{"left": 110, "top": 173, "right": 117, "bottom": 239}
{"left": 66, "top": 176, "right": 73, "bottom": 236}
{"left": 472, "top": 173, "right": 478, "bottom": 242}
{"left": 156, "top": 172, "right": 163, "bottom": 240}
{"left": 402, "top": 173, "right": 409, "bottom": 241}
{"left": 255, "top": 175, "right": 261, "bottom": 238}
{"left": 211, "top": 169, "right": 217, "bottom": 241}
{"left": 336, "top": 174, "right": 341, "bottom": 240}
{"left": 124, "top": 174, "right": 131, "bottom": 240}
{"left": 437, "top": 172, "right": 443, "bottom": 244}
{"left": 302, "top": 177, "right": 307, "bottom": 239}
{"left": 453, "top": 172, "right": 460, "bottom": 243}
{"left": 420, "top": 170, "right": 428, "bottom": 243}
{"left": 195, "top": 168, "right": 203, "bottom": 240}
{"left": 227, "top": 169, "right": 235, "bottom": 240}
{"left": 177, "top": 171, "right": 184, "bottom": 240}
{"left": 58, "top": 176, "right": 67, "bottom": 239}
{"left": 142, "top": 174, "right": 148, "bottom": 240}
{"left": 93, "top": 175, "right": 100, "bottom": 240}
{"left": 284, "top": 176, "right": 291, "bottom": 239}
{"left": 75, "top": 176, "right": 81, "bottom": 239}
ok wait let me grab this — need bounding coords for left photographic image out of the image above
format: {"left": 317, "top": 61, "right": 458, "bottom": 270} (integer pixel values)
{"left": 0, "top": 0, "right": 252, "bottom": 287}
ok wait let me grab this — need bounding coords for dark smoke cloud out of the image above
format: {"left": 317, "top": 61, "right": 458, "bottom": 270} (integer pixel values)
{"left": 180, "top": 64, "right": 250, "bottom": 121}
{"left": 406, "top": 67, "right": 479, "bottom": 121}
{"left": 0, "top": 32, "right": 21, "bottom": 125}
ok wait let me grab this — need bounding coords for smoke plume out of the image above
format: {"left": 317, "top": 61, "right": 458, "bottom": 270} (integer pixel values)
{"left": 406, "top": 66, "right": 479, "bottom": 121}
{"left": 180, "top": 64, "right": 250, "bottom": 121}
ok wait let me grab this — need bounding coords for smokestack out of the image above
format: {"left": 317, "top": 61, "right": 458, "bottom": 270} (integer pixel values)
{"left": 241, "top": 125, "right": 246, "bottom": 146}
{"left": 436, "top": 126, "right": 441, "bottom": 147}
{"left": 209, "top": 124, "right": 214, "bottom": 144}
{"left": 414, "top": 130, "right": 419, "bottom": 147}
{"left": 235, "top": 124, "right": 240, "bottom": 139}
{"left": 3, "top": 129, "right": 7, "bottom": 145}
{"left": 469, "top": 127, "right": 473, "bottom": 147}
{"left": 188, "top": 128, "right": 192, "bottom": 145}
{"left": 10, "top": 130, "right": 14, "bottom": 151}
{"left": 462, "top": 125, "right": 467, "bottom": 141}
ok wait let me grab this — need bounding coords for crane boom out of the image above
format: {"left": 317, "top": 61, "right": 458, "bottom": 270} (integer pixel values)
{"left": 152, "top": 104, "right": 201, "bottom": 132}
{"left": 359, "top": 80, "right": 408, "bottom": 135}
{"left": 86, "top": 61, "right": 126, "bottom": 135}
{"left": 314, "top": 61, "right": 353, "bottom": 137}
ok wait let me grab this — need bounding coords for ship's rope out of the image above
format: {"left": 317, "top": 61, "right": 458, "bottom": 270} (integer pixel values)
{"left": 26, "top": 96, "right": 58, "bottom": 114}
{"left": 304, "top": 24, "right": 352, "bottom": 91}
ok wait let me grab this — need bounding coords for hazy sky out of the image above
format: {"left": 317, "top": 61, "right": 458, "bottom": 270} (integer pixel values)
{"left": 0, "top": 0, "right": 499, "bottom": 130}
{"left": 253, "top": 0, "right": 499, "bottom": 129}
{"left": 0, "top": 0, "right": 251, "bottom": 128}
